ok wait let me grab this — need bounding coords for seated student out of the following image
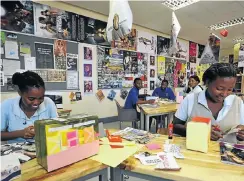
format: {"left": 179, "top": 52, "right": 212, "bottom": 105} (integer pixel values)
{"left": 187, "top": 75, "right": 203, "bottom": 94}
{"left": 173, "top": 63, "right": 244, "bottom": 141}
{"left": 1, "top": 71, "right": 58, "bottom": 143}
{"left": 152, "top": 80, "right": 175, "bottom": 100}
{"left": 124, "top": 78, "right": 154, "bottom": 115}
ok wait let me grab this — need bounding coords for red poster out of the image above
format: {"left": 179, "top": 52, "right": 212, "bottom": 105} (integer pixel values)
{"left": 189, "top": 41, "right": 197, "bottom": 63}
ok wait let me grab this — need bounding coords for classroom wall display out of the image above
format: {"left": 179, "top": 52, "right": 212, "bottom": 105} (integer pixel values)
{"left": 1, "top": 1, "right": 34, "bottom": 34}
{"left": 67, "top": 53, "right": 78, "bottom": 71}
{"left": 157, "top": 56, "right": 165, "bottom": 75}
{"left": 238, "top": 44, "right": 244, "bottom": 67}
{"left": 176, "top": 39, "right": 189, "bottom": 61}
{"left": 157, "top": 36, "right": 170, "bottom": 56}
{"left": 189, "top": 41, "right": 197, "bottom": 63}
{"left": 111, "top": 29, "right": 137, "bottom": 51}
{"left": 0, "top": 30, "right": 79, "bottom": 92}
{"left": 137, "top": 30, "right": 157, "bottom": 55}
{"left": 234, "top": 43, "right": 240, "bottom": 63}
{"left": 198, "top": 44, "right": 205, "bottom": 58}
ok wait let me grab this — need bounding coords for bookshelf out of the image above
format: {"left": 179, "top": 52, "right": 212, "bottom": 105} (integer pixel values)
{"left": 234, "top": 74, "right": 244, "bottom": 94}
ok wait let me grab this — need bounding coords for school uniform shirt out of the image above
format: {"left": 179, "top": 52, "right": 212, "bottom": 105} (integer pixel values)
{"left": 189, "top": 85, "right": 203, "bottom": 94}
{"left": 152, "top": 87, "right": 176, "bottom": 100}
{"left": 124, "top": 87, "right": 139, "bottom": 109}
{"left": 175, "top": 89, "right": 244, "bottom": 124}
{"left": 1, "top": 96, "right": 58, "bottom": 143}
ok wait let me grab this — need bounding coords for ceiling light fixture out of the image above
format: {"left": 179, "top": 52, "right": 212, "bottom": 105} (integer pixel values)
{"left": 209, "top": 17, "right": 244, "bottom": 30}
{"left": 233, "top": 37, "right": 244, "bottom": 43}
{"left": 161, "top": 0, "right": 200, "bottom": 11}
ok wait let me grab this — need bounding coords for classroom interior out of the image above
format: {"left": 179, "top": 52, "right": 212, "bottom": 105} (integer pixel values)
{"left": 1, "top": 0, "right": 244, "bottom": 181}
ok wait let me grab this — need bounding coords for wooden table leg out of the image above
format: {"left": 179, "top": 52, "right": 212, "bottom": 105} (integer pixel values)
{"left": 145, "top": 115, "right": 150, "bottom": 132}
{"left": 140, "top": 111, "right": 145, "bottom": 130}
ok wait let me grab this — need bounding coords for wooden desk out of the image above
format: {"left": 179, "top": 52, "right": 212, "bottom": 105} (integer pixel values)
{"left": 140, "top": 103, "right": 179, "bottom": 131}
{"left": 110, "top": 136, "right": 244, "bottom": 181}
{"left": 16, "top": 158, "right": 108, "bottom": 181}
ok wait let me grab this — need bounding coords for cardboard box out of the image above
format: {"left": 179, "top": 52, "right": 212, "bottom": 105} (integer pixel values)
{"left": 34, "top": 115, "right": 99, "bottom": 172}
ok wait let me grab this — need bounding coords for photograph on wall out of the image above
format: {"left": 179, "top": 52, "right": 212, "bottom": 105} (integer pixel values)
{"left": 84, "top": 46, "right": 92, "bottom": 60}
{"left": 47, "top": 70, "right": 66, "bottom": 82}
{"left": 54, "top": 39, "right": 66, "bottom": 70}
{"left": 150, "top": 69, "right": 155, "bottom": 78}
{"left": 20, "top": 42, "right": 31, "bottom": 56}
{"left": 111, "top": 29, "right": 137, "bottom": 51}
{"left": 84, "top": 18, "right": 109, "bottom": 46}
{"left": 137, "top": 30, "right": 157, "bottom": 54}
{"left": 56, "top": 10, "right": 72, "bottom": 40}
{"left": 35, "top": 43, "right": 54, "bottom": 69}
{"left": 5, "top": 33, "right": 19, "bottom": 60}
{"left": 189, "top": 41, "right": 197, "bottom": 63}
{"left": 1, "top": 1, "right": 34, "bottom": 34}
{"left": 123, "top": 51, "right": 138, "bottom": 74}
{"left": 150, "top": 56, "right": 155, "bottom": 66}
{"left": 84, "top": 80, "right": 93, "bottom": 94}
{"left": 96, "top": 89, "right": 105, "bottom": 102}
{"left": 97, "top": 46, "right": 124, "bottom": 89}
{"left": 198, "top": 44, "right": 205, "bottom": 58}
{"left": 67, "top": 71, "right": 79, "bottom": 89}
{"left": 33, "top": 3, "right": 58, "bottom": 38}
{"left": 157, "top": 36, "right": 170, "bottom": 56}
{"left": 120, "top": 89, "right": 128, "bottom": 100}
{"left": 67, "top": 53, "right": 78, "bottom": 71}
{"left": 33, "top": 70, "right": 48, "bottom": 82}
{"left": 107, "top": 90, "right": 116, "bottom": 101}
{"left": 176, "top": 40, "right": 189, "bottom": 60}
{"left": 75, "top": 92, "right": 82, "bottom": 101}
{"left": 150, "top": 81, "right": 155, "bottom": 90}
{"left": 84, "top": 64, "right": 92, "bottom": 77}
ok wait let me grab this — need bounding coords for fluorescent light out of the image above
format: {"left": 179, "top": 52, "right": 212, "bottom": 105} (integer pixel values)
{"left": 233, "top": 37, "right": 244, "bottom": 43}
{"left": 161, "top": 0, "right": 200, "bottom": 11}
{"left": 209, "top": 17, "right": 244, "bottom": 30}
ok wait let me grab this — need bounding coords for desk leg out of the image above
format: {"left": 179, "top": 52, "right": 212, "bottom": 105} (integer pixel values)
{"left": 140, "top": 111, "right": 145, "bottom": 130}
{"left": 99, "top": 168, "right": 108, "bottom": 181}
{"left": 110, "top": 167, "right": 122, "bottom": 181}
{"left": 145, "top": 115, "right": 150, "bottom": 132}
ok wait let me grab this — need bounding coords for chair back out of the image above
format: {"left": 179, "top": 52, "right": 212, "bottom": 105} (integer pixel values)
{"left": 114, "top": 99, "right": 122, "bottom": 112}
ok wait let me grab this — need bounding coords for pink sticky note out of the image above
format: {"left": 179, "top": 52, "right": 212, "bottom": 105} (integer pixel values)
{"left": 67, "top": 131, "right": 77, "bottom": 139}
{"left": 146, "top": 143, "right": 161, "bottom": 150}
{"left": 69, "top": 139, "right": 78, "bottom": 147}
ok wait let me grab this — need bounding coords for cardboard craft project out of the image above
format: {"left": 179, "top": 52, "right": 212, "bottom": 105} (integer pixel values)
{"left": 34, "top": 115, "right": 99, "bottom": 172}
{"left": 219, "top": 126, "right": 241, "bottom": 144}
{"left": 186, "top": 117, "right": 211, "bottom": 153}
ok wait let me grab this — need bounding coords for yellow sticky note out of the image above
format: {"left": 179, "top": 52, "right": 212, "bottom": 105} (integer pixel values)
{"left": 84, "top": 126, "right": 95, "bottom": 143}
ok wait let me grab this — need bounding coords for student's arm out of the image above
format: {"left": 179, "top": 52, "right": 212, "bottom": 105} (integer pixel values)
{"left": 236, "top": 101, "right": 244, "bottom": 141}
{"left": 152, "top": 89, "right": 157, "bottom": 96}
{"left": 173, "top": 96, "right": 189, "bottom": 136}
{"left": 169, "top": 88, "right": 176, "bottom": 100}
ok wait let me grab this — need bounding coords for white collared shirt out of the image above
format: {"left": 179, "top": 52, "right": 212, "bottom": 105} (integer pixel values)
{"left": 189, "top": 85, "right": 203, "bottom": 94}
{"left": 175, "top": 90, "right": 244, "bottom": 124}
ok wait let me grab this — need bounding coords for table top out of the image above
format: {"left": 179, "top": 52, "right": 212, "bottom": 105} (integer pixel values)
{"left": 119, "top": 136, "right": 244, "bottom": 181}
{"left": 16, "top": 158, "right": 107, "bottom": 181}
{"left": 140, "top": 103, "right": 179, "bottom": 115}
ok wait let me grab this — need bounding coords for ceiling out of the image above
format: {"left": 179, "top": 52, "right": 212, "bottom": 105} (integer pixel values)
{"left": 66, "top": 0, "right": 244, "bottom": 50}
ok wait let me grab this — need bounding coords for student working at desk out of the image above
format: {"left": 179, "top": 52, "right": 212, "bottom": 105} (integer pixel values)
{"left": 1, "top": 71, "right": 58, "bottom": 143}
{"left": 173, "top": 63, "right": 244, "bottom": 141}
{"left": 124, "top": 78, "right": 155, "bottom": 117}
{"left": 152, "top": 80, "right": 175, "bottom": 100}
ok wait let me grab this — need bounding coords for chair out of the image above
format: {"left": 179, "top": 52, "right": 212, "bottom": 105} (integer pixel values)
{"left": 114, "top": 99, "right": 139, "bottom": 129}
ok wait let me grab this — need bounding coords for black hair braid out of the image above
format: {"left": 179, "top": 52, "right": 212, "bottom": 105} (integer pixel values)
{"left": 12, "top": 71, "right": 45, "bottom": 92}
{"left": 202, "top": 63, "right": 237, "bottom": 85}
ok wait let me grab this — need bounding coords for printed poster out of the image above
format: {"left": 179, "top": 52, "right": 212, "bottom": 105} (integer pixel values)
{"left": 189, "top": 41, "right": 197, "bottom": 63}
{"left": 157, "top": 56, "right": 165, "bottom": 75}
{"left": 238, "top": 44, "right": 244, "bottom": 67}
{"left": 1, "top": 1, "right": 34, "bottom": 34}
{"left": 107, "top": 90, "right": 116, "bottom": 101}
{"left": 157, "top": 36, "right": 170, "bottom": 56}
{"left": 67, "top": 53, "right": 78, "bottom": 71}
{"left": 84, "top": 80, "right": 93, "bottom": 94}
{"left": 0, "top": 59, "right": 3, "bottom": 71}
{"left": 3, "top": 59, "right": 20, "bottom": 76}
{"left": 84, "top": 47, "right": 93, "bottom": 60}
{"left": 137, "top": 53, "right": 148, "bottom": 88}
{"left": 84, "top": 64, "right": 92, "bottom": 77}
{"left": 67, "top": 71, "right": 79, "bottom": 89}
{"left": 1, "top": 32, "right": 6, "bottom": 55}
{"left": 35, "top": 43, "right": 54, "bottom": 69}
{"left": 47, "top": 70, "right": 66, "bottom": 82}
{"left": 96, "top": 90, "right": 105, "bottom": 102}
{"left": 111, "top": 29, "right": 137, "bottom": 51}
{"left": 176, "top": 39, "right": 189, "bottom": 61}
{"left": 33, "top": 70, "right": 48, "bottom": 82}
{"left": 165, "top": 58, "right": 174, "bottom": 87}
{"left": 54, "top": 39, "right": 66, "bottom": 69}
{"left": 150, "top": 81, "right": 155, "bottom": 90}
{"left": 0, "top": 71, "right": 4, "bottom": 86}
{"left": 198, "top": 44, "right": 205, "bottom": 58}
{"left": 137, "top": 30, "right": 157, "bottom": 54}
{"left": 234, "top": 43, "right": 241, "bottom": 63}
{"left": 5, "top": 33, "right": 19, "bottom": 60}
{"left": 20, "top": 42, "right": 31, "bottom": 56}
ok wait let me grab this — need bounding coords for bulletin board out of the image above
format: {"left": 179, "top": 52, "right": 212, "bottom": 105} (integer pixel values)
{"left": 0, "top": 30, "right": 79, "bottom": 92}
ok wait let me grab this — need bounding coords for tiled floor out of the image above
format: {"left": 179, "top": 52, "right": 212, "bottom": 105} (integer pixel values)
{"left": 86, "top": 121, "right": 158, "bottom": 181}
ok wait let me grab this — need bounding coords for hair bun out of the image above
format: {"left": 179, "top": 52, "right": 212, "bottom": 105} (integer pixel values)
{"left": 12, "top": 72, "right": 24, "bottom": 86}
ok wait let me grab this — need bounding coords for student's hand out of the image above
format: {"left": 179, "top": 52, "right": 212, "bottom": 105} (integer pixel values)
{"left": 147, "top": 99, "right": 155, "bottom": 104}
{"left": 22, "top": 126, "right": 35, "bottom": 139}
{"left": 236, "top": 125, "right": 244, "bottom": 141}
{"left": 211, "top": 126, "right": 223, "bottom": 141}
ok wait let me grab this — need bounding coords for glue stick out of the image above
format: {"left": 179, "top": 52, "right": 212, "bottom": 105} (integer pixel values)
{"left": 168, "top": 123, "right": 173, "bottom": 139}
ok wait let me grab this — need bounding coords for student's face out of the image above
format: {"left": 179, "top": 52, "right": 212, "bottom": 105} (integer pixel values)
{"left": 134, "top": 80, "right": 142, "bottom": 90}
{"left": 161, "top": 82, "right": 168, "bottom": 89}
{"left": 207, "top": 77, "right": 236, "bottom": 103}
{"left": 20, "top": 87, "right": 45, "bottom": 111}
{"left": 189, "top": 78, "right": 198, "bottom": 88}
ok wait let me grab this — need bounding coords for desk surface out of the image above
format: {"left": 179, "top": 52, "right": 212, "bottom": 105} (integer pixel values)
{"left": 140, "top": 103, "right": 179, "bottom": 115}
{"left": 119, "top": 136, "right": 244, "bottom": 181}
{"left": 17, "top": 158, "right": 107, "bottom": 181}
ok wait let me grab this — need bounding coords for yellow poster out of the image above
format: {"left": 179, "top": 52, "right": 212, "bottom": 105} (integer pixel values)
{"left": 157, "top": 56, "right": 165, "bottom": 74}
{"left": 234, "top": 43, "right": 240, "bottom": 63}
